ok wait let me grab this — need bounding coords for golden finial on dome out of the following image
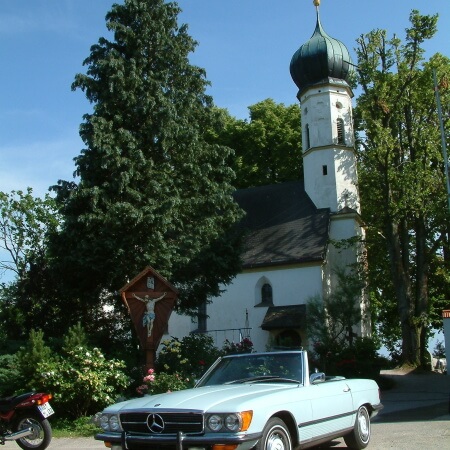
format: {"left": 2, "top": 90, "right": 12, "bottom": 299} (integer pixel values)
{"left": 313, "top": 0, "right": 320, "bottom": 6}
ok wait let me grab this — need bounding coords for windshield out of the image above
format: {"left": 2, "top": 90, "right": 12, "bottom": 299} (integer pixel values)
{"left": 196, "top": 352, "right": 303, "bottom": 387}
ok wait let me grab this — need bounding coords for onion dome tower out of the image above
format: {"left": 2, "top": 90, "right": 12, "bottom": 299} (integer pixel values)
{"left": 290, "top": 0, "right": 359, "bottom": 214}
{"left": 290, "top": 4, "right": 353, "bottom": 93}
{"left": 289, "top": 1, "right": 370, "bottom": 339}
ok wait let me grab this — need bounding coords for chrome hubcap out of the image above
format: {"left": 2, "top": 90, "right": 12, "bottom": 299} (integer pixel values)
{"left": 267, "top": 431, "right": 286, "bottom": 450}
{"left": 358, "top": 411, "right": 370, "bottom": 442}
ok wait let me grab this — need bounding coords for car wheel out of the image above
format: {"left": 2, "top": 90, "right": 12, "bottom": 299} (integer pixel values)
{"left": 344, "top": 405, "right": 370, "bottom": 449}
{"left": 257, "top": 417, "right": 292, "bottom": 450}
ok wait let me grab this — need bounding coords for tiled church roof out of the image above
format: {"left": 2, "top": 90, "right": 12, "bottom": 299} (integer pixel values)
{"left": 234, "top": 181, "right": 330, "bottom": 269}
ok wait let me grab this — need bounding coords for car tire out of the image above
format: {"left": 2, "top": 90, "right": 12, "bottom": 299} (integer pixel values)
{"left": 257, "top": 417, "right": 292, "bottom": 450}
{"left": 344, "top": 405, "right": 370, "bottom": 449}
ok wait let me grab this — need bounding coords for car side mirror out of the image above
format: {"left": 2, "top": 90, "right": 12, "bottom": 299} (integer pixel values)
{"left": 310, "top": 372, "right": 326, "bottom": 384}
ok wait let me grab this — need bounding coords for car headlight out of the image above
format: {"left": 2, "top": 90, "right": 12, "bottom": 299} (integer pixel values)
{"left": 224, "top": 414, "right": 240, "bottom": 431}
{"left": 207, "top": 414, "right": 223, "bottom": 431}
{"left": 99, "top": 413, "right": 122, "bottom": 432}
{"left": 109, "top": 415, "right": 121, "bottom": 432}
{"left": 206, "top": 411, "right": 253, "bottom": 432}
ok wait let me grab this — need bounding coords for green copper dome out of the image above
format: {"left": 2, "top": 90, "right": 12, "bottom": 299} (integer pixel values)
{"left": 290, "top": 10, "right": 353, "bottom": 92}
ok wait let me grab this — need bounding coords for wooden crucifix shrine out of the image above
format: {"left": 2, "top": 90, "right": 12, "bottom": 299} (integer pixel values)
{"left": 119, "top": 267, "right": 178, "bottom": 370}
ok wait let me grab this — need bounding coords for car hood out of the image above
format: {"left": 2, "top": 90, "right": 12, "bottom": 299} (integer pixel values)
{"left": 104, "top": 383, "right": 301, "bottom": 414}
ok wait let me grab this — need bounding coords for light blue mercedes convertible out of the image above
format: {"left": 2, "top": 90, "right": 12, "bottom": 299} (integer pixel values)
{"left": 96, "top": 351, "right": 382, "bottom": 450}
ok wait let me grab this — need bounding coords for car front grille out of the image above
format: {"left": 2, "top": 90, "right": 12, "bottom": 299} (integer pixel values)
{"left": 120, "top": 412, "right": 204, "bottom": 435}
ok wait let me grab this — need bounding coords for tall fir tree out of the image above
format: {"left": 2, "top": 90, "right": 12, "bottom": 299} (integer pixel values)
{"left": 50, "top": 0, "right": 243, "bottom": 326}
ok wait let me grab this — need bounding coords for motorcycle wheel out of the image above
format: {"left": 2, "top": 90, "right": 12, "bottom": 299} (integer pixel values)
{"left": 14, "top": 414, "right": 52, "bottom": 450}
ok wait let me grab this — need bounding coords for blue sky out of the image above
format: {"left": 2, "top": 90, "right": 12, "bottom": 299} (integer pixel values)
{"left": 1, "top": 0, "right": 448, "bottom": 198}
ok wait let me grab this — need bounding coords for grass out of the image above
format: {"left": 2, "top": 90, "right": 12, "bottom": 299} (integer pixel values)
{"left": 51, "top": 416, "right": 99, "bottom": 438}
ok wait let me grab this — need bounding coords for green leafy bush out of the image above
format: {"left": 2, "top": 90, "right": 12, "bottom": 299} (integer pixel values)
{"left": 15, "top": 329, "right": 57, "bottom": 390}
{"left": 8, "top": 326, "right": 130, "bottom": 419}
{"left": 37, "top": 346, "right": 129, "bottom": 419}
{"left": 138, "top": 335, "right": 256, "bottom": 396}
{"left": 0, "top": 354, "right": 22, "bottom": 396}
{"left": 136, "top": 368, "right": 192, "bottom": 395}
{"left": 311, "top": 337, "right": 383, "bottom": 379}
{"left": 156, "top": 334, "right": 222, "bottom": 379}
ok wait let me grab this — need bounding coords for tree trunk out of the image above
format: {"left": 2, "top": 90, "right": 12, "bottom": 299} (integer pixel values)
{"left": 388, "top": 218, "right": 418, "bottom": 365}
{"left": 415, "top": 214, "right": 429, "bottom": 366}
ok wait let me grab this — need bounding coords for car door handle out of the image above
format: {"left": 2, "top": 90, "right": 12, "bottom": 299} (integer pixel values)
{"left": 343, "top": 386, "right": 351, "bottom": 392}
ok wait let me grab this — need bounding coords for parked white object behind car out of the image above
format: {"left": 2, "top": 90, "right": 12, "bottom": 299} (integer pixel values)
{"left": 96, "top": 351, "right": 382, "bottom": 450}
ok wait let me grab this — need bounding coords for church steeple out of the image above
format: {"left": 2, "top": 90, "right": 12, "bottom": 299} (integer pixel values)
{"left": 290, "top": 0, "right": 359, "bottom": 214}
{"left": 290, "top": 1, "right": 354, "bottom": 95}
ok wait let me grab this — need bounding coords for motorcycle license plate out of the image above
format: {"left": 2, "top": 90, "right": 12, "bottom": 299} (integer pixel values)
{"left": 38, "top": 402, "right": 54, "bottom": 418}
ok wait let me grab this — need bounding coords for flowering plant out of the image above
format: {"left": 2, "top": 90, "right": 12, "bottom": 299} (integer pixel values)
{"left": 37, "top": 346, "right": 129, "bottom": 418}
{"left": 156, "top": 334, "right": 222, "bottom": 379}
{"left": 137, "top": 368, "right": 192, "bottom": 396}
{"left": 222, "top": 338, "right": 254, "bottom": 355}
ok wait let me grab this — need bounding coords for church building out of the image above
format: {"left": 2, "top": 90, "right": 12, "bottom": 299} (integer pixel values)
{"left": 165, "top": 0, "right": 371, "bottom": 352}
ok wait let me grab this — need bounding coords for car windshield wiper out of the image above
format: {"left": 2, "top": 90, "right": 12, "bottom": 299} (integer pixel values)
{"left": 225, "top": 376, "right": 301, "bottom": 384}
{"left": 250, "top": 376, "right": 302, "bottom": 384}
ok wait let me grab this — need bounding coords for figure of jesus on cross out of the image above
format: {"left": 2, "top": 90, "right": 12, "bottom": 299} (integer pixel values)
{"left": 132, "top": 292, "right": 166, "bottom": 337}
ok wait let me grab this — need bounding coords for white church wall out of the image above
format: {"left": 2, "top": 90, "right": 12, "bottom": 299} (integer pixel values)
{"left": 304, "top": 147, "right": 359, "bottom": 212}
{"left": 330, "top": 214, "right": 362, "bottom": 241}
{"left": 334, "top": 149, "right": 360, "bottom": 211}
{"left": 325, "top": 217, "right": 357, "bottom": 295}
{"left": 165, "top": 264, "right": 323, "bottom": 352}
{"left": 303, "top": 149, "right": 338, "bottom": 211}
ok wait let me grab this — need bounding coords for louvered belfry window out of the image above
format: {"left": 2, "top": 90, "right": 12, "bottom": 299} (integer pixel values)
{"left": 305, "top": 124, "right": 311, "bottom": 149}
{"left": 337, "top": 118, "right": 345, "bottom": 145}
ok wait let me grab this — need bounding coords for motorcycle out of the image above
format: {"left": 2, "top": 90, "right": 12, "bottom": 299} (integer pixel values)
{"left": 0, "top": 392, "right": 54, "bottom": 450}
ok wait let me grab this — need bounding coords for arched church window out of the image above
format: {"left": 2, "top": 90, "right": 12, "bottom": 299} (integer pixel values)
{"left": 261, "top": 283, "right": 273, "bottom": 305}
{"left": 337, "top": 118, "right": 345, "bottom": 145}
{"left": 305, "top": 124, "right": 310, "bottom": 149}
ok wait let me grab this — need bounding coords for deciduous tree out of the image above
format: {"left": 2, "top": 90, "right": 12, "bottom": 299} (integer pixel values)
{"left": 0, "top": 189, "right": 59, "bottom": 282}
{"left": 0, "top": 189, "right": 61, "bottom": 339}
{"left": 211, "top": 99, "right": 302, "bottom": 188}
{"left": 354, "top": 10, "right": 450, "bottom": 365}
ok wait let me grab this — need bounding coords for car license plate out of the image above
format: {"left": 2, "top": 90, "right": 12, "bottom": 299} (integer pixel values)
{"left": 38, "top": 403, "right": 54, "bottom": 418}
